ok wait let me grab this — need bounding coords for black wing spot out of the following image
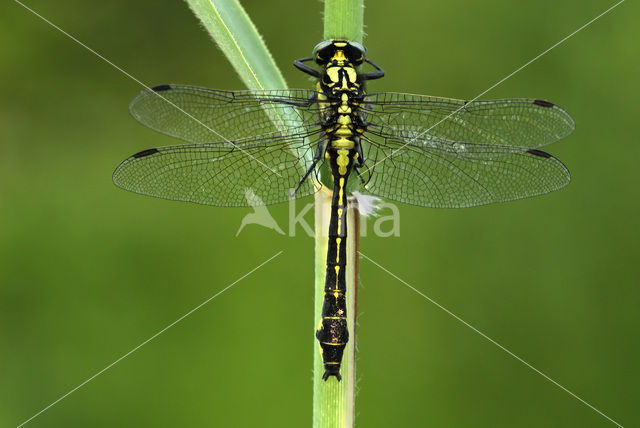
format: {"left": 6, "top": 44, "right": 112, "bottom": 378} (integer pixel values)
{"left": 533, "top": 99, "right": 554, "bottom": 108}
{"left": 151, "top": 84, "right": 172, "bottom": 92}
{"left": 527, "top": 148, "right": 552, "bottom": 158}
{"left": 133, "top": 148, "right": 160, "bottom": 158}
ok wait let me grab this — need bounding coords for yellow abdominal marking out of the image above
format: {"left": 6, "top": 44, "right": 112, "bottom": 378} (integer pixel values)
{"left": 332, "top": 138, "right": 353, "bottom": 148}
{"left": 337, "top": 150, "right": 349, "bottom": 174}
{"left": 335, "top": 237, "right": 342, "bottom": 262}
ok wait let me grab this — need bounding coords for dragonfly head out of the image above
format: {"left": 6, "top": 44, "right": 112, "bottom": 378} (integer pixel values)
{"left": 313, "top": 40, "right": 366, "bottom": 66}
{"left": 314, "top": 40, "right": 367, "bottom": 98}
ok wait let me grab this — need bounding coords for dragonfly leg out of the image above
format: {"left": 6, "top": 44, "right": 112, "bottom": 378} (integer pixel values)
{"left": 353, "top": 142, "right": 367, "bottom": 185}
{"left": 269, "top": 92, "right": 317, "bottom": 108}
{"left": 355, "top": 140, "right": 366, "bottom": 166}
{"left": 354, "top": 166, "right": 366, "bottom": 185}
{"left": 362, "top": 58, "right": 385, "bottom": 80}
{"left": 292, "top": 160, "right": 317, "bottom": 197}
{"left": 291, "top": 140, "right": 326, "bottom": 197}
{"left": 293, "top": 57, "right": 320, "bottom": 78}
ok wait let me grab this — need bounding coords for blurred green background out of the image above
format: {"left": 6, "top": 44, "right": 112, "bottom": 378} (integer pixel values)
{"left": 1, "top": 0, "right": 638, "bottom": 426}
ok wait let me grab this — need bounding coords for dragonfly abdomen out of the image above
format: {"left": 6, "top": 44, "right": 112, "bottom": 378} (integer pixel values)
{"left": 317, "top": 147, "right": 357, "bottom": 381}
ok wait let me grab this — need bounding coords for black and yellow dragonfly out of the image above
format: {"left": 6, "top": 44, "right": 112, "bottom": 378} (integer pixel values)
{"left": 113, "top": 40, "right": 574, "bottom": 381}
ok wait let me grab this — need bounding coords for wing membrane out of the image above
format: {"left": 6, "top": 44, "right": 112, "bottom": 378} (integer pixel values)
{"left": 361, "top": 133, "right": 570, "bottom": 208}
{"left": 129, "top": 85, "right": 320, "bottom": 143}
{"left": 363, "top": 93, "right": 575, "bottom": 148}
{"left": 113, "top": 130, "right": 320, "bottom": 207}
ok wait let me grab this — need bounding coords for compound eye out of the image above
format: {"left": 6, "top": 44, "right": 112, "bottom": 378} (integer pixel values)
{"left": 313, "top": 40, "right": 335, "bottom": 64}
{"left": 345, "top": 42, "right": 366, "bottom": 64}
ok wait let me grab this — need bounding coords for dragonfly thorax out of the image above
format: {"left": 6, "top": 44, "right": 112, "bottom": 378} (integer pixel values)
{"left": 312, "top": 42, "right": 367, "bottom": 154}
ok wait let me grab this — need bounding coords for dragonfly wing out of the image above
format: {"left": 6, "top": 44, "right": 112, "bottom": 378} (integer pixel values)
{"left": 113, "top": 131, "right": 320, "bottom": 207}
{"left": 363, "top": 93, "right": 575, "bottom": 148}
{"left": 130, "top": 85, "right": 319, "bottom": 143}
{"left": 360, "top": 134, "right": 570, "bottom": 208}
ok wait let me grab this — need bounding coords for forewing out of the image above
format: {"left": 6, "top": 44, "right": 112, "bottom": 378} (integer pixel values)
{"left": 361, "top": 134, "right": 570, "bottom": 208}
{"left": 363, "top": 93, "right": 574, "bottom": 148}
{"left": 129, "top": 85, "right": 320, "bottom": 143}
{"left": 113, "top": 131, "right": 320, "bottom": 207}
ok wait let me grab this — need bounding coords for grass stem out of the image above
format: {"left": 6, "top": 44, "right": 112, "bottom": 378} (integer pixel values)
{"left": 313, "top": 3, "right": 364, "bottom": 427}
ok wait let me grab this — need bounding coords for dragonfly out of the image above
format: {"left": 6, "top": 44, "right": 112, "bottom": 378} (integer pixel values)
{"left": 113, "top": 40, "right": 574, "bottom": 381}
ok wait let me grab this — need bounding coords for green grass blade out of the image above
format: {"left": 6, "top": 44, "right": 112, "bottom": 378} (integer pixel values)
{"left": 324, "top": 0, "right": 364, "bottom": 43}
{"left": 184, "top": 0, "right": 287, "bottom": 91}
{"left": 184, "top": 0, "right": 311, "bottom": 165}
